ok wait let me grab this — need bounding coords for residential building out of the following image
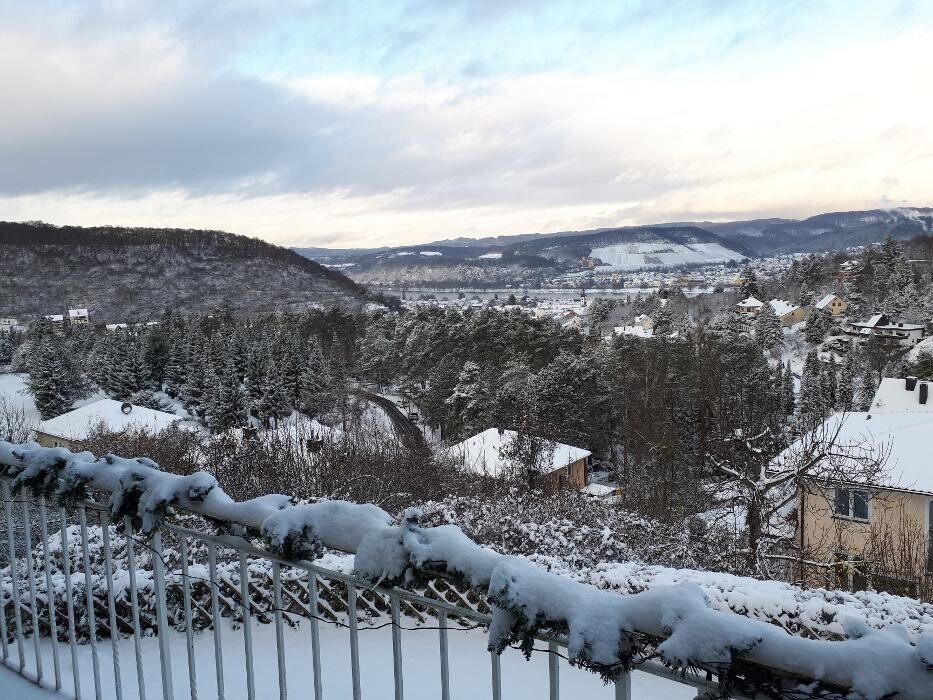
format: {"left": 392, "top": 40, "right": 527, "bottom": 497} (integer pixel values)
{"left": 68, "top": 308, "right": 89, "bottom": 326}
{"left": 35, "top": 399, "right": 181, "bottom": 450}
{"left": 736, "top": 296, "right": 764, "bottom": 315}
{"left": 869, "top": 377, "right": 932, "bottom": 413}
{"left": 0, "top": 318, "right": 18, "bottom": 332}
{"left": 843, "top": 314, "right": 926, "bottom": 348}
{"left": 814, "top": 293, "right": 848, "bottom": 317}
{"left": 769, "top": 299, "right": 807, "bottom": 327}
{"left": 449, "top": 428, "right": 591, "bottom": 493}
{"left": 106, "top": 323, "right": 129, "bottom": 332}
{"left": 785, "top": 411, "right": 933, "bottom": 596}
{"left": 44, "top": 314, "right": 64, "bottom": 327}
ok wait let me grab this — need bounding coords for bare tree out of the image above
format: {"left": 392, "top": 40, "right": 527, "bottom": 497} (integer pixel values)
{"left": 0, "top": 395, "right": 33, "bottom": 443}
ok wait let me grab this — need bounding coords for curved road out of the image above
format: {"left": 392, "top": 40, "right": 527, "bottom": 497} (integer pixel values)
{"left": 352, "top": 389, "right": 426, "bottom": 450}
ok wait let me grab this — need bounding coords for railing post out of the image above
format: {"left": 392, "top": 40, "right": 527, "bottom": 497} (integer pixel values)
{"left": 179, "top": 536, "right": 198, "bottom": 700}
{"left": 78, "top": 505, "right": 102, "bottom": 699}
{"left": 548, "top": 641, "right": 559, "bottom": 700}
{"left": 438, "top": 610, "right": 450, "bottom": 700}
{"left": 37, "top": 496, "right": 62, "bottom": 691}
{"left": 272, "top": 562, "right": 288, "bottom": 700}
{"left": 152, "top": 530, "right": 175, "bottom": 700}
{"left": 308, "top": 572, "right": 323, "bottom": 700}
{"left": 238, "top": 550, "right": 256, "bottom": 700}
{"left": 390, "top": 593, "right": 403, "bottom": 700}
{"left": 207, "top": 542, "right": 225, "bottom": 700}
{"left": 2, "top": 480, "right": 26, "bottom": 671}
{"left": 100, "top": 511, "right": 123, "bottom": 700}
{"left": 614, "top": 669, "right": 631, "bottom": 700}
{"left": 20, "top": 497, "right": 44, "bottom": 683}
{"left": 59, "top": 507, "right": 82, "bottom": 699}
{"left": 490, "top": 650, "right": 501, "bottom": 700}
{"left": 347, "top": 583, "right": 362, "bottom": 700}
{"left": 123, "top": 516, "right": 147, "bottom": 700}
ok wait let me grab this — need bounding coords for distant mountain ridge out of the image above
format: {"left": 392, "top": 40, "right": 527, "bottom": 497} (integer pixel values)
{"left": 0, "top": 221, "right": 368, "bottom": 321}
{"left": 294, "top": 207, "right": 932, "bottom": 286}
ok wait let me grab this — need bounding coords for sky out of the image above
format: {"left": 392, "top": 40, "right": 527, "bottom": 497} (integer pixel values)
{"left": 1, "top": 1, "right": 932, "bottom": 248}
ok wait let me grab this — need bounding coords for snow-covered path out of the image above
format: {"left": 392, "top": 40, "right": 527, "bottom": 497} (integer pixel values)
{"left": 6, "top": 620, "right": 696, "bottom": 699}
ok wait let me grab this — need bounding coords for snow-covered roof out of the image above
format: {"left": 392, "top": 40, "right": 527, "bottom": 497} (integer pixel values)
{"left": 37, "top": 399, "right": 180, "bottom": 441}
{"left": 907, "top": 335, "right": 933, "bottom": 360}
{"left": 768, "top": 299, "right": 799, "bottom": 317}
{"left": 68, "top": 308, "right": 88, "bottom": 319}
{"left": 45, "top": 314, "right": 64, "bottom": 322}
{"left": 869, "top": 378, "right": 933, "bottom": 414}
{"left": 583, "top": 483, "right": 619, "bottom": 497}
{"left": 105, "top": 323, "right": 129, "bottom": 331}
{"left": 450, "top": 428, "right": 591, "bottom": 478}
{"left": 814, "top": 293, "right": 839, "bottom": 310}
{"left": 736, "top": 297, "right": 763, "bottom": 307}
{"left": 785, "top": 412, "right": 933, "bottom": 495}
{"left": 613, "top": 325, "right": 653, "bottom": 338}
{"left": 864, "top": 313, "right": 885, "bottom": 328}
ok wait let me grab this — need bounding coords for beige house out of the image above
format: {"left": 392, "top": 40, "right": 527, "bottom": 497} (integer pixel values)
{"left": 814, "top": 293, "right": 847, "bottom": 317}
{"left": 789, "top": 411, "right": 933, "bottom": 597}
{"left": 449, "top": 428, "right": 591, "bottom": 494}
{"left": 36, "top": 399, "right": 180, "bottom": 450}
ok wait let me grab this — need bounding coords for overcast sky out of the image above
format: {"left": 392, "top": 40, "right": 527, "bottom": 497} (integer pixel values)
{"left": 1, "top": 1, "right": 931, "bottom": 248}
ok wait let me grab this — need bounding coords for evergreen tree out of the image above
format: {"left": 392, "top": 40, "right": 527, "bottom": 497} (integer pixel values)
{"left": 799, "top": 351, "right": 824, "bottom": 422}
{"left": 298, "top": 340, "right": 333, "bottom": 417}
{"left": 258, "top": 364, "right": 292, "bottom": 428}
{"left": 838, "top": 356, "right": 856, "bottom": 411}
{"left": 822, "top": 355, "right": 838, "bottom": 410}
{"left": 782, "top": 363, "right": 796, "bottom": 416}
{"left": 739, "top": 266, "right": 761, "bottom": 299}
{"left": 207, "top": 361, "right": 246, "bottom": 432}
{"left": 856, "top": 366, "right": 877, "bottom": 411}
{"left": 445, "top": 361, "right": 491, "bottom": 437}
{"left": 804, "top": 307, "right": 830, "bottom": 344}
{"left": 142, "top": 329, "right": 170, "bottom": 389}
{"left": 26, "top": 336, "right": 91, "bottom": 419}
{"left": 754, "top": 302, "right": 783, "bottom": 350}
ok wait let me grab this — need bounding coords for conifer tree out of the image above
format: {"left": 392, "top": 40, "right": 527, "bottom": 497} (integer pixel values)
{"left": 804, "top": 307, "right": 830, "bottom": 344}
{"left": 207, "top": 361, "right": 246, "bottom": 432}
{"left": 754, "top": 302, "right": 783, "bottom": 350}
{"left": 26, "top": 336, "right": 91, "bottom": 419}
{"left": 298, "top": 340, "right": 333, "bottom": 417}
{"left": 258, "top": 364, "right": 292, "bottom": 428}
{"left": 838, "top": 355, "right": 856, "bottom": 411}
{"left": 782, "top": 362, "right": 795, "bottom": 416}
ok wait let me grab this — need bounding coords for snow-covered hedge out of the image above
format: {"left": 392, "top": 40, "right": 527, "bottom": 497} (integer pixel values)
{"left": 2, "top": 441, "right": 932, "bottom": 699}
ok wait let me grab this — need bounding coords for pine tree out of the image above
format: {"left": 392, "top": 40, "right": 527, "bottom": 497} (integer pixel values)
{"left": 799, "top": 351, "right": 824, "bottom": 422}
{"left": 299, "top": 340, "right": 333, "bottom": 417}
{"left": 445, "top": 361, "right": 490, "bottom": 437}
{"left": 856, "top": 366, "right": 877, "bottom": 411}
{"left": 739, "top": 266, "right": 761, "bottom": 299}
{"left": 822, "top": 355, "right": 838, "bottom": 410}
{"left": 26, "top": 336, "right": 91, "bottom": 419}
{"left": 754, "top": 302, "right": 783, "bottom": 350}
{"left": 838, "top": 355, "right": 856, "bottom": 411}
{"left": 207, "top": 361, "right": 246, "bottom": 432}
{"left": 804, "top": 307, "right": 830, "bottom": 344}
{"left": 258, "top": 364, "right": 292, "bottom": 428}
{"left": 142, "top": 329, "right": 170, "bottom": 389}
{"left": 782, "top": 363, "right": 796, "bottom": 416}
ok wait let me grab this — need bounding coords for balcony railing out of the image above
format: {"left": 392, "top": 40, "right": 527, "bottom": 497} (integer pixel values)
{"left": 0, "top": 476, "right": 720, "bottom": 700}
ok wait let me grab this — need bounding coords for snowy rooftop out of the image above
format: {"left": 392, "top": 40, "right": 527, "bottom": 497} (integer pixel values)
{"left": 450, "top": 428, "right": 591, "bottom": 478}
{"left": 791, "top": 411, "right": 933, "bottom": 495}
{"left": 68, "top": 308, "right": 88, "bottom": 319}
{"left": 869, "top": 378, "right": 933, "bottom": 414}
{"left": 814, "top": 293, "right": 839, "bottom": 310}
{"left": 613, "top": 325, "right": 653, "bottom": 339}
{"left": 736, "top": 297, "right": 762, "bottom": 307}
{"left": 44, "top": 314, "right": 64, "bottom": 322}
{"left": 768, "top": 299, "right": 799, "bottom": 317}
{"left": 37, "top": 399, "right": 180, "bottom": 441}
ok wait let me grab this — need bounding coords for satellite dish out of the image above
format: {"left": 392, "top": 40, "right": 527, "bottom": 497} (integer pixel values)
{"left": 120, "top": 402, "right": 133, "bottom": 415}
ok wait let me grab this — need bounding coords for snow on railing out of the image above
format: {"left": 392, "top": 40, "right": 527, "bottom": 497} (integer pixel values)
{"left": 2, "top": 440, "right": 932, "bottom": 699}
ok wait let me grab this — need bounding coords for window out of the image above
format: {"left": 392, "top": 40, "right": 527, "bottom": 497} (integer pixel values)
{"left": 834, "top": 487, "right": 870, "bottom": 520}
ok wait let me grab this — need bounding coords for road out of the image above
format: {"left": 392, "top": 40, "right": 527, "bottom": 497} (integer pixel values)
{"left": 352, "top": 388, "right": 426, "bottom": 450}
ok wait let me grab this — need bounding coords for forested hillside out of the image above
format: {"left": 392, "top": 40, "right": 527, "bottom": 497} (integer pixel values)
{"left": 0, "top": 221, "right": 369, "bottom": 320}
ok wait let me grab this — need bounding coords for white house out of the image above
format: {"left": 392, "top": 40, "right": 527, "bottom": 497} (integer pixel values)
{"left": 736, "top": 297, "right": 764, "bottom": 315}
{"left": 35, "top": 399, "right": 181, "bottom": 449}
{"left": 68, "top": 308, "right": 89, "bottom": 326}
{"left": 844, "top": 314, "right": 926, "bottom": 348}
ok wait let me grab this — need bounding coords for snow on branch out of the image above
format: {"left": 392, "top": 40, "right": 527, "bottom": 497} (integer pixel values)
{"left": 2, "top": 441, "right": 931, "bottom": 698}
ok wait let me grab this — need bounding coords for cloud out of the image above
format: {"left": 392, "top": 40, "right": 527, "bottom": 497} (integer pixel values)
{"left": 0, "top": 2, "right": 931, "bottom": 247}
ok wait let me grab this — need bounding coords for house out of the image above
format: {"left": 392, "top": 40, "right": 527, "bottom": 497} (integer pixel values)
{"left": 44, "top": 314, "right": 64, "bottom": 328}
{"left": 843, "top": 314, "right": 926, "bottom": 348}
{"left": 784, "top": 411, "right": 933, "bottom": 596}
{"left": 769, "top": 299, "right": 807, "bottom": 327}
{"left": 814, "top": 293, "right": 848, "bottom": 317}
{"left": 449, "top": 428, "right": 591, "bottom": 493}
{"left": 35, "top": 399, "right": 181, "bottom": 450}
{"left": 68, "top": 308, "right": 89, "bottom": 326}
{"left": 106, "top": 323, "right": 129, "bottom": 332}
{"left": 634, "top": 314, "right": 654, "bottom": 331}
{"left": 0, "top": 318, "right": 19, "bottom": 332}
{"left": 868, "top": 377, "right": 932, "bottom": 413}
{"left": 736, "top": 297, "right": 764, "bottom": 315}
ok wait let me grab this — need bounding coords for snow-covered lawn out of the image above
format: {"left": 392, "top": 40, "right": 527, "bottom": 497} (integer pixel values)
{"left": 6, "top": 621, "right": 694, "bottom": 699}
{"left": 0, "top": 372, "right": 109, "bottom": 432}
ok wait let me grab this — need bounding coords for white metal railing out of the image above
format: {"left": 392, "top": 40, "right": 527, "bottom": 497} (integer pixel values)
{"left": 0, "top": 477, "right": 730, "bottom": 700}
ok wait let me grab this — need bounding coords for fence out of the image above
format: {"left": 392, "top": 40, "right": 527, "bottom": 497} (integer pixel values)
{"left": 1, "top": 476, "right": 726, "bottom": 700}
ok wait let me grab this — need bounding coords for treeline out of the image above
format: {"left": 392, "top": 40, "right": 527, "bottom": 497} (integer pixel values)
{"left": 0, "top": 220, "right": 364, "bottom": 295}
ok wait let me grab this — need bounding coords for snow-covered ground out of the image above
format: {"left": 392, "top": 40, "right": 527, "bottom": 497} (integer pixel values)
{"left": 0, "top": 663, "right": 62, "bottom": 699}
{"left": 590, "top": 241, "right": 744, "bottom": 271}
{"left": 0, "top": 373, "right": 109, "bottom": 432}
{"left": 5, "top": 620, "right": 694, "bottom": 699}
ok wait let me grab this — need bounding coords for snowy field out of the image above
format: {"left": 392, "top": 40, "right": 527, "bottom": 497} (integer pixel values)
{"left": 0, "top": 372, "right": 42, "bottom": 428}
{"left": 4, "top": 621, "right": 695, "bottom": 699}
{"left": 590, "top": 242, "right": 744, "bottom": 271}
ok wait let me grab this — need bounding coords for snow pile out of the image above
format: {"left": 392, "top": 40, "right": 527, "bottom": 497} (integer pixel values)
{"left": 3, "top": 441, "right": 932, "bottom": 698}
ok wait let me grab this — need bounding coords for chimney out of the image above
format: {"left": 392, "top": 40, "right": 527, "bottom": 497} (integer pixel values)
{"left": 920, "top": 383, "right": 929, "bottom": 405}
{"left": 906, "top": 377, "right": 918, "bottom": 391}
